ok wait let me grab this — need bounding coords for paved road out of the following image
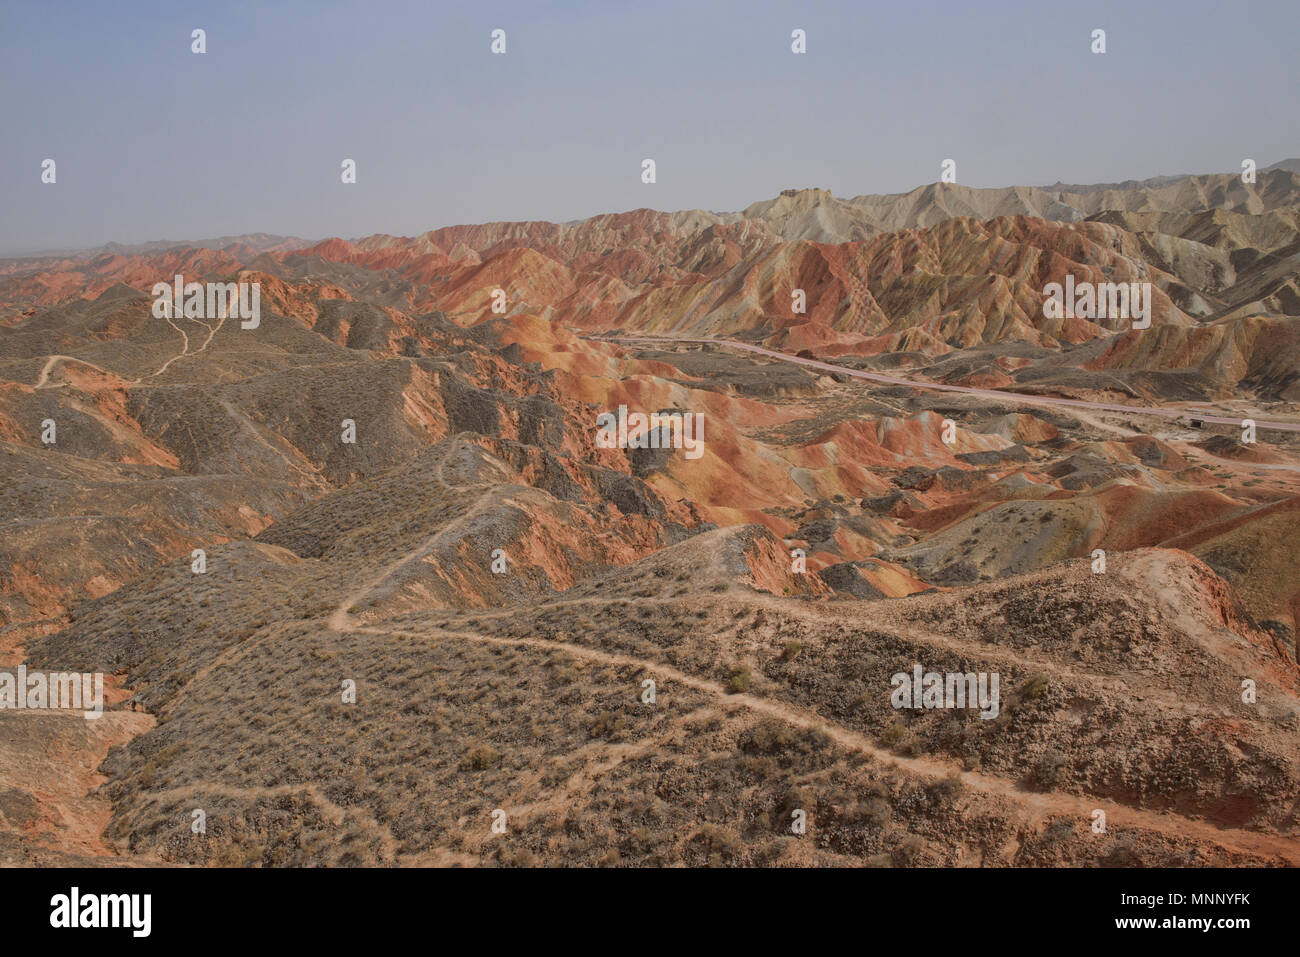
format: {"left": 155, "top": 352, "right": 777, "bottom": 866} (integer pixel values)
{"left": 599, "top": 334, "right": 1300, "bottom": 436}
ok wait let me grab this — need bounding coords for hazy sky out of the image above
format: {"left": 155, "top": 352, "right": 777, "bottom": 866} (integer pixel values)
{"left": 2, "top": 0, "right": 1297, "bottom": 254}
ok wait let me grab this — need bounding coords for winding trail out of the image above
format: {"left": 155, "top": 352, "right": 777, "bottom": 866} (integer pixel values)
{"left": 361, "top": 620, "right": 1300, "bottom": 865}
{"left": 33, "top": 302, "right": 230, "bottom": 389}
{"left": 327, "top": 434, "right": 497, "bottom": 633}
{"left": 311, "top": 428, "right": 1300, "bottom": 863}
{"left": 152, "top": 307, "right": 227, "bottom": 378}
{"left": 33, "top": 354, "right": 117, "bottom": 388}
{"left": 425, "top": 589, "right": 1234, "bottom": 720}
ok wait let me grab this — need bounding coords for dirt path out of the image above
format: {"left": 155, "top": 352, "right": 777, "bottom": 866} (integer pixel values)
{"left": 364, "top": 620, "right": 1300, "bottom": 865}
{"left": 152, "top": 307, "right": 227, "bottom": 378}
{"left": 33, "top": 354, "right": 117, "bottom": 388}
{"left": 429, "top": 589, "right": 1224, "bottom": 718}
{"left": 217, "top": 398, "right": 323, "bottom": 486}
{"left": 327, "top": 435, "right": 496, "bottom": 632}
{"left": 33, "top": 301, "right": 229, "bottom": 389}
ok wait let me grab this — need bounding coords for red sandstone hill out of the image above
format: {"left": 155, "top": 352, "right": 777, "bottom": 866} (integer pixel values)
{"left": 2, "top": 169, "right": 1298, "bottom": 867}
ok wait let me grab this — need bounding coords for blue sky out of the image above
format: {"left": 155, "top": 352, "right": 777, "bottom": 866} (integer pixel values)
{"left": 2, "top": 0, "right": 1296, "bottom": 253}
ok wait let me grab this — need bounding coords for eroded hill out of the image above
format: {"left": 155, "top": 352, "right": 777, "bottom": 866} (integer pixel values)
{"left": 2, "top": 171, "right": 1299, "bottom": 866}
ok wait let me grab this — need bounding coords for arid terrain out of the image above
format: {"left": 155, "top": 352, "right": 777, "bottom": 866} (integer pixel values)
{"left": 1, "top": 164, "right": 1298, "bottom": 867}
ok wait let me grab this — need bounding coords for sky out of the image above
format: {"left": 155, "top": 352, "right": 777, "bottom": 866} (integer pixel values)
{"left": 2, "top": 0, "right": 1297, "bottom": 254}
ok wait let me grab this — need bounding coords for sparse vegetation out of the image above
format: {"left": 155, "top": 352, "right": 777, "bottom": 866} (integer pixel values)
{"left": 459, "top": 746, "right": 501, "bottom": 771}
{"left": 725, "top": 667, "right": 752, "bottom": 694}
{"left": 1029, "top": 750, "right": 1070, "bottom": 791}
{"left": 1022, "top": 673, "right": 1050, "bottom": 700}
{"left": 7, "top": 163, "right": 1299, "bottom": 871}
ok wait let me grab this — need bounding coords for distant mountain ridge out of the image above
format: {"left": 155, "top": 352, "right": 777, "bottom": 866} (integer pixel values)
{"left": 12, "top": 160, "right": 1299, "bottom": 261}
{"left": 4, "top": 161, "right": 1298, "bottom": 404}
{"left": 9, "top": 233, "right": 312, "bottom": 261}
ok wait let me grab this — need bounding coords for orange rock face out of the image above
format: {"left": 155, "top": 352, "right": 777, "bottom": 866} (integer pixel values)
{"left": 2, "top": 172, "right": 1299, "bottom": 867}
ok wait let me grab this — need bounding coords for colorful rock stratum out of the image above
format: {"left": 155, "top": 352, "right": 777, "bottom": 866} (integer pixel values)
{"left": 2, "top": 164, "right": 1299, "bottom": 868}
